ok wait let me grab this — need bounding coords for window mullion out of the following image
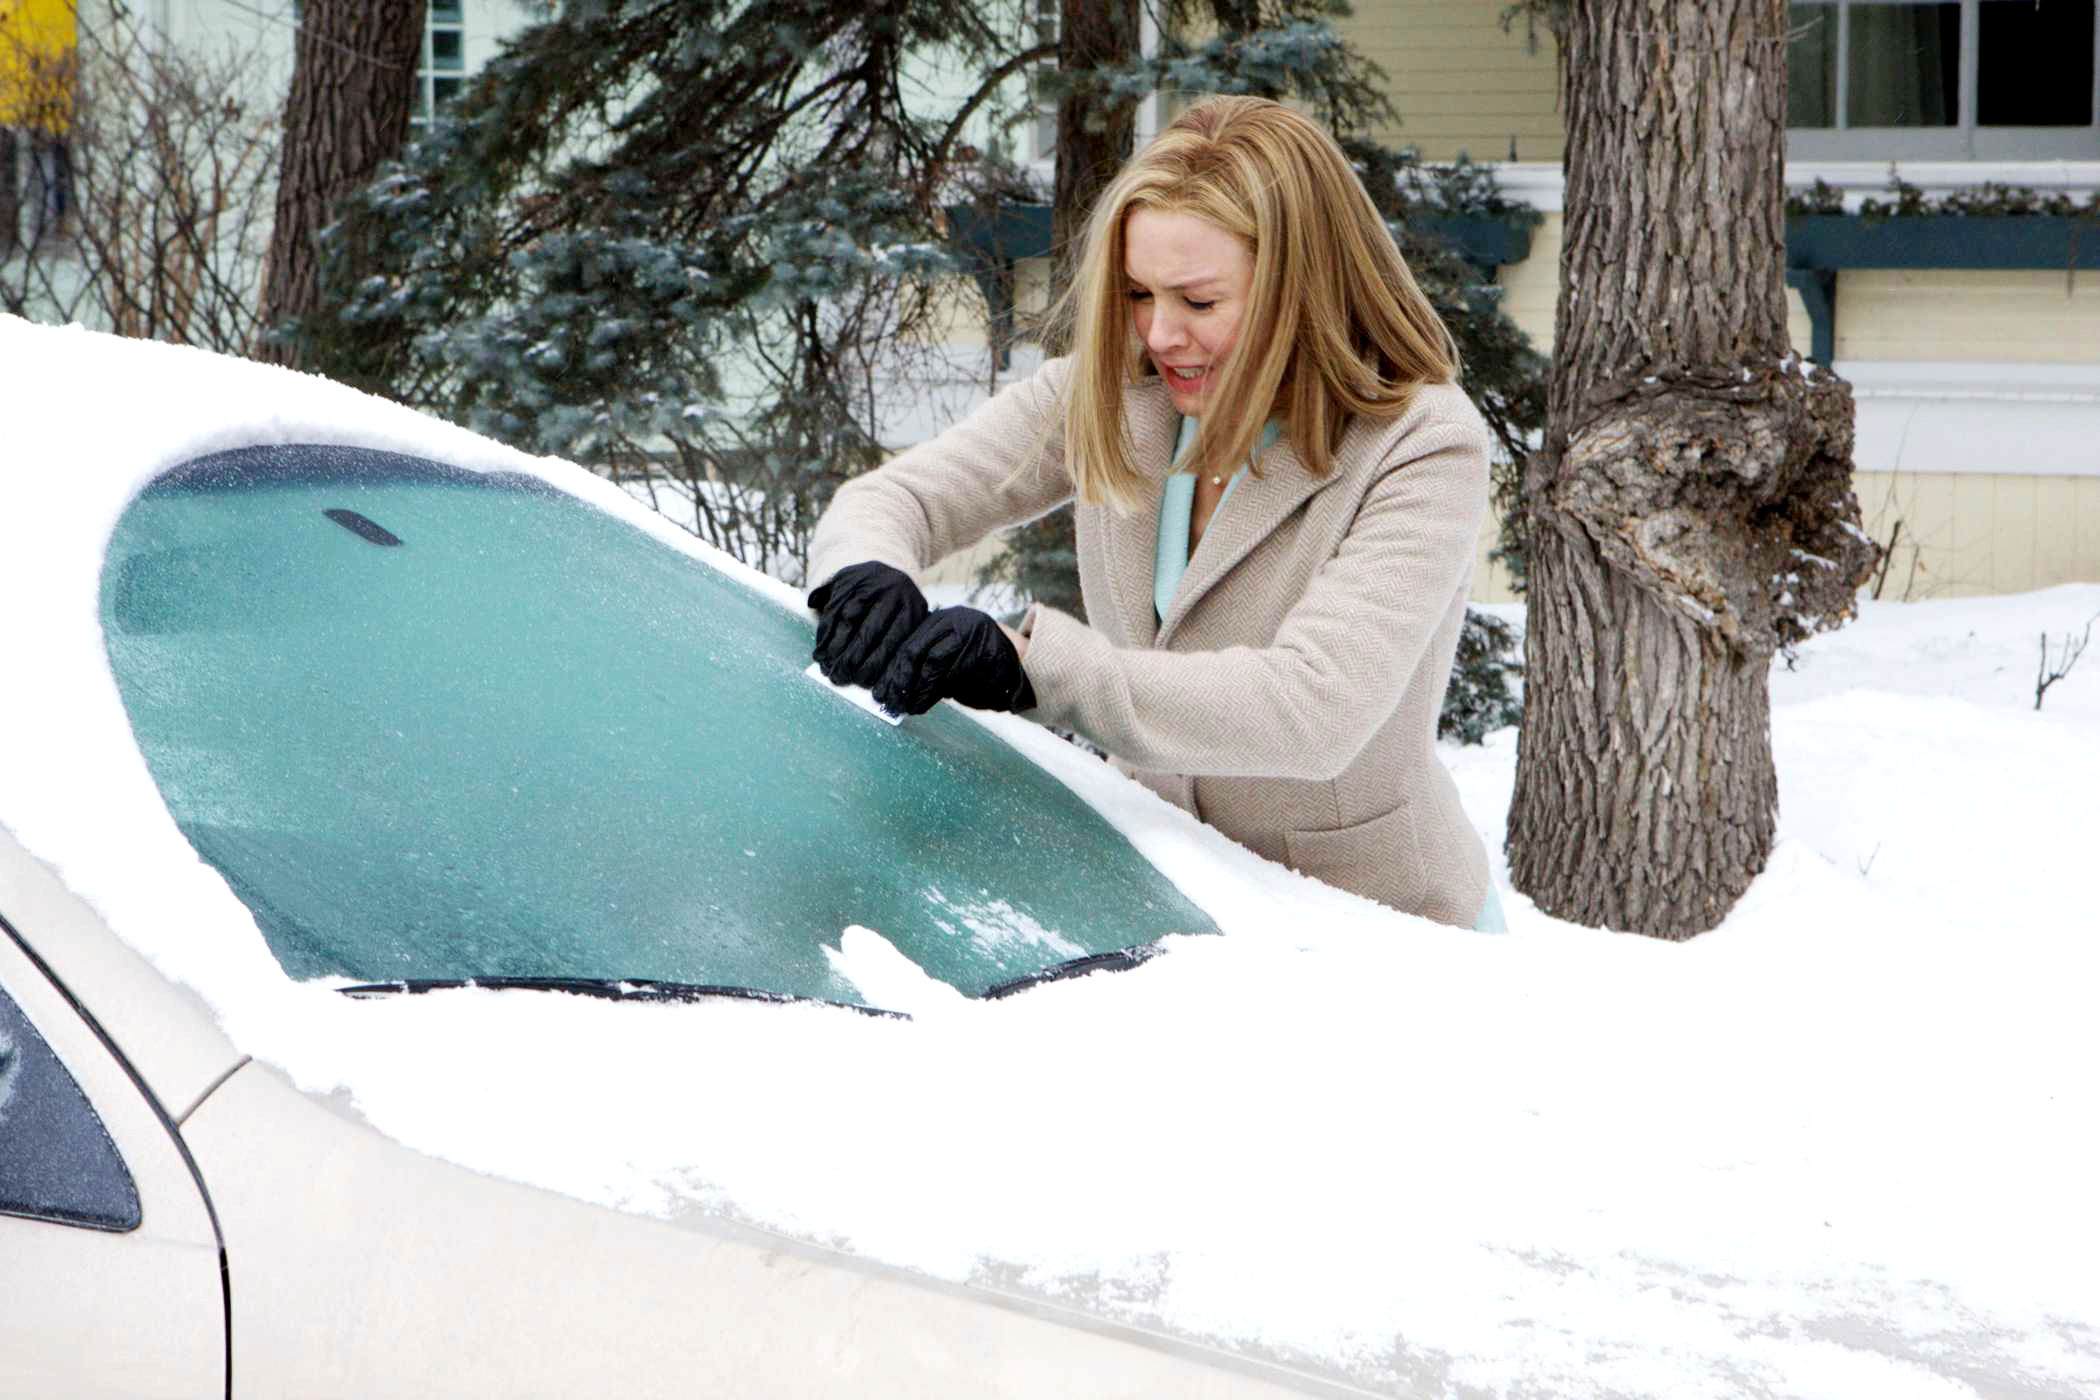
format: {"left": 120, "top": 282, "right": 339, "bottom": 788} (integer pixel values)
{"left": 1958, "top": 0, "right": 1979, "bottom": 152}
{"left": 1835, "top": 0, "right": 1850, "bottom": 131}
{"left": 2091, "top": 0, "right": 2100, "bottom": 129}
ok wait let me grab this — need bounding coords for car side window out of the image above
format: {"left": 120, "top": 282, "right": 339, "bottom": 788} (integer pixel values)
{"left": 0, "top": 982, "right": 142, "bottom": 1232}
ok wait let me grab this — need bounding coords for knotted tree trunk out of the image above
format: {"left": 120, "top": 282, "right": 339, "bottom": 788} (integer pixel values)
{"left": 1504, "top": 0, "right": 1878, "bottom": 938}
{"left": 256, "top": 0, "right": 426, "bottom": 365}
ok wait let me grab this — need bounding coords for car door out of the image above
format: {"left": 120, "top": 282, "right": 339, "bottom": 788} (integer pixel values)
{"left": 0, "top": 924, "right": 226, "bottom": 1398}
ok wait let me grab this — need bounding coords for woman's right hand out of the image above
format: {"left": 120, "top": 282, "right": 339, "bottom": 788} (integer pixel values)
{"left": 807, "top": 561, "right": 929, "bottom": 689}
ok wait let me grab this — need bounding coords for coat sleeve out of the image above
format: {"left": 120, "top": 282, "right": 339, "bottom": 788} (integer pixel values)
{"left": 806, "top": 359, "right": 1075, "bottom": 590}
{"left": 1019, "top": 417, "right": 1488, "bottom": 780}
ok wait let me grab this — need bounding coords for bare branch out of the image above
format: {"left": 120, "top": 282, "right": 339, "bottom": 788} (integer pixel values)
{"left": 929, "top": 41, "right": 1060, "bottom": 180}
{"left": 2, "top": 6, "right": 279, "bottom": 354}
{"left": 2035, "top": 612, "right": 2099, "bottom": 711}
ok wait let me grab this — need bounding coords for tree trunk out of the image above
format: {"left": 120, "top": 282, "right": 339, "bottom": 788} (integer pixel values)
{"left": 255, "top": 0, "right": 426, "bottom": 365}
{"left": 1048, "top": 0, "right": 1140, "bottom": 353}
{"left": 1504, "top": 0, "right": 1878, "bottom": 938}
{"left": 0, "top": 127, "right": 18, "bottom": 259}
{"left": 995, "top": 0, "right": 1140, "bottom": 621}
{"left": 0, "top": 128, "right": 18, "bottom": 258}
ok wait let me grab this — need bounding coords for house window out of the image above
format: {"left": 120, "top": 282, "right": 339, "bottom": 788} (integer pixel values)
{"left": 1978, "top": 0, "right": 2096, "bottom": 123}
{"left": 1787, "top": 0, "right": 2098, "bottom": 158}
{"left": 412, "top": 0, "right": 466, "bottom": 129}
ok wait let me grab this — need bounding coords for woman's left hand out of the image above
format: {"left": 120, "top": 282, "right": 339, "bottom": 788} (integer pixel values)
{"left": 873, "top": 608, "right": 1037, "bottom": 716}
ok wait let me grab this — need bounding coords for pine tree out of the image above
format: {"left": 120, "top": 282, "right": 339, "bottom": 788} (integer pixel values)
{"left": 304, "top": 0, "right": 1547, "bottom": 730}
{"left": 304, "top": 0, "right": 1010, "bottom": 580}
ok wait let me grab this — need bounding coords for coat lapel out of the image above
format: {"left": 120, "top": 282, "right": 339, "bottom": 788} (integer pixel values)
{"left": 1100, "top": 378, "right": 1181, "bottom": 648}
{"left": 1157, "top": 431, "right": 1344, "bottom": 648}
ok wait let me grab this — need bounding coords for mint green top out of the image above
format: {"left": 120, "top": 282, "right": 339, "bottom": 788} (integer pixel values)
{"left": 1154, "top": 417, "right": 1282, "bottom": 621}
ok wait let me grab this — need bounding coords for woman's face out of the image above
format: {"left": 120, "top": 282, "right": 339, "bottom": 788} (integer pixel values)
{"left": 1123, "top": 209, "right": 1254, "bottom": 418}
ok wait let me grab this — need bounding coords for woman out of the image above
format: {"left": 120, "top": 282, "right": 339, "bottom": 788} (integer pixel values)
{"left": 806, "top": 95, "right": 1503, "bottom": 932}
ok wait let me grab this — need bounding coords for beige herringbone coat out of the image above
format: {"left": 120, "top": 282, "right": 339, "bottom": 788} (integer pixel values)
{"left": 808, "top": 357, "right": 1491, "bottom": 927}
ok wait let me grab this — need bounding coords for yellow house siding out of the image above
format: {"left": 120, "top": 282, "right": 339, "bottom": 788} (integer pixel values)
{"left": 2033, "top": 475, "right": 2089, "bottom": 590}
{"left": 1854, "top": 471, "right": 2100, "bottom": 599}
{"left": 2072, "top": 477, "right": 2097, "bottom": 590}
{"left": 1469, "top": 514, "right": 1519, "bottom": 604}
{"left": 1994, "top": 474, "right": 2040, "bottom": 593}
{"left": 1952, "top": 475, "right": 1997, "bottom": 591}
{"left": 1910, "top": 474, "right": 1963, "bottom": 593}
{"left": 1332, "top": 0, "right": 1564, "bottom": 164}
{"left": 919, "top": 279, "right": 993, "bottom": 349}
{"left": 1493, "top": 212, "right": 1559, "bottom": 353}
{"left": 1834, "top": 269, "right": 2100, "bottom": 363}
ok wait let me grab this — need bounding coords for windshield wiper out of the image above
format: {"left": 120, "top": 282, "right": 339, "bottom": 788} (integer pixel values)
{"left": 336, "top": 976, "right": 904, "bottom": 1018}
{"left": 339, "top": 943, "right": 1175, "bottom": 1015}
{"left": 981, "top": 942, "right": 1167, "bottom": 999}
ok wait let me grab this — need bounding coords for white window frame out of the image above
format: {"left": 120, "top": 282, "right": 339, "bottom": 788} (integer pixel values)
{"left": 411, "top": 0, "right": 468, "bottom": 131}
{"left": 1787, "top": 0, "right": 2100, "bottom": 160}
{"left": 1028, "top": 0, "right": 1058, "bottom": 165}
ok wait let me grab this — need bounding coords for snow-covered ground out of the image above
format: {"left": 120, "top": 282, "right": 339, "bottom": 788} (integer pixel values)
{"left": 2, "top": 317, "right": 2096, "bottom": 1397}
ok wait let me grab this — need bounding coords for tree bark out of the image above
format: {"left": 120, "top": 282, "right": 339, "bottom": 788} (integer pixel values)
{"left": 1504, "top": 0, "right": 1878, "bottom": 938}
{"left": 255, "top": 0, "right": 426, "bottom": 365}
{"left": 1048, "top": 0, "right": 1140, "bottom": 354}
{"left": 995, "top": 0, "right": 1140, "bottom": 621}
{"left": 0, "top": 128, "right": 18, "bottom": 258}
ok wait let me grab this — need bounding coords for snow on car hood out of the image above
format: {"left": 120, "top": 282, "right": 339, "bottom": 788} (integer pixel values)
{"left": 5, "top": 317, "right": 2100, "bottom": 1398}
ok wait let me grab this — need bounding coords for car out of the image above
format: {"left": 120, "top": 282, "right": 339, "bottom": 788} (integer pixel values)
{"left": 1, "top": 316, "right": 1408, "bottom": 1397}
{"left": 12, "top": 320, "right": 2098, "bottom": 1400}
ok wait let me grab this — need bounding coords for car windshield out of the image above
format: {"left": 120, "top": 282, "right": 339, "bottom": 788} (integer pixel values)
{"left": 99, "top": 446, "right": 1211, "bottom": 1008}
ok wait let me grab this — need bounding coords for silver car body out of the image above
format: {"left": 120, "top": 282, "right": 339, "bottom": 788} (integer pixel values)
{"left": 0, "top": 815, "right": 1379, "bottom": 1398}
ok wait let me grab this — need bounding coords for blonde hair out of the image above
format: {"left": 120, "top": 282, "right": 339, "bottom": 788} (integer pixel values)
{"left": 1056, "top": 96, "right": 1459, "bottom": 509}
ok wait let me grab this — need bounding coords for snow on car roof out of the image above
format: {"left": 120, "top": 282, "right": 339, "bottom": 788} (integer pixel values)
{"left": 3, "top": 315, "right": 2098, "bottom": 1397}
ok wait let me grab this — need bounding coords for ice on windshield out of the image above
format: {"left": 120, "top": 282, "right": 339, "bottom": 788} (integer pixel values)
{"left": 99, "top": 444, "right": 1212, "bottom": 1007}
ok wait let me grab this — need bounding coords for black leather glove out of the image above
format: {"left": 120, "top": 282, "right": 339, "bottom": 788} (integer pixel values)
{"left": 872, "top": 608, "right": 1037, "bottom": 716}
{"left": 808, "top": 561, "right": 928, "bottom": 689}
